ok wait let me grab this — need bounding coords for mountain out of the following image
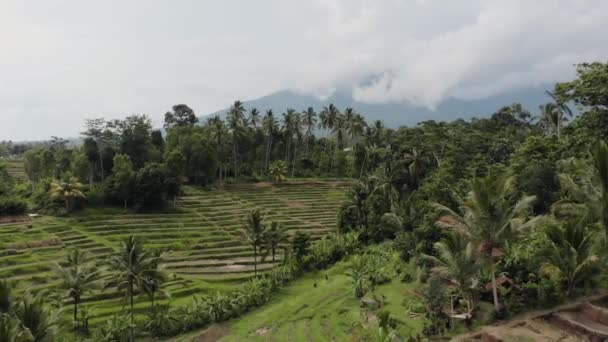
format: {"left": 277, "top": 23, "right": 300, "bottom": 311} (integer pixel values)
{"left": 203, "top": 85, "right": 554, "bottom": 127}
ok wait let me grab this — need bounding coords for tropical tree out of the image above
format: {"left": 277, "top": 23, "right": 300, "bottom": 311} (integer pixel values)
{"left": 261, "top": 221, "right": 289, "bottom": 262}
{"left": 262, "top": 110, "right": 278, "bottom": 173}
{"left": 269, "top": 160, "right": 288, "bottom": 183}
{"left": 140, "top": 249, "right": 168, "bottom": 317}
{"left": 105, "top": 236, "right": 163, "bottom": 341}
{"left": 240, "top": 210, "right": 266, "bottom": 277}
{"left": 208, "top": 115, "right": 227, "bottom": 183}
{"left": 248, "top": 108, "right": 260, "bottom": 129}
{"left": 49, "top": 174, "right": 85, "bottom": 212}
{"left": 540, "top": 219, "right": 598, "bottom": 296}
{"left": 13, "top": 293, "right": 60, "bottom": 342}
{"left": 556, "top": 140, "right": 608, "bottom": 240}
{"left": 345, "top": 255, "right": 368, "bottom": 298}
{"left": 423, "top": 232, "right": 479, "bottom": 311}
{"left": 302, "top": 107, "right": 317, "bottom": 157}
{"left": 402, "top": 148, "right": 431, "bottom": 187}
{"left": 434, "top": 170, "right": 537, "bottom": 313}
{"left": 227, "top": 101, "right": 246, "bottom": 182}
{"left": 53, "top": 249, "right": 99, "bottom": 325}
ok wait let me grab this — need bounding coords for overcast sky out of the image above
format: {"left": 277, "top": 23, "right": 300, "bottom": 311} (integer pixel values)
{"left": 1, "top": 1, "right": 608, "bottom": 141}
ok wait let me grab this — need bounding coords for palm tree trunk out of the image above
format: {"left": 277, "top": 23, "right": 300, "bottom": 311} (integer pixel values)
{"left": 491, "top": 264, "right": 500, "bottom": 313}
{"left": 233, "top": 142, "right": 237, "bottom": 183}
{"left": 151, "top": 293, "right": 155, "bottom": 317}
{"left": 99, "top": 151, "right": 104, "bottom": 182}
{"left": 253, "top": 244, "right": 257, "bottom": 277}
{"left": 359, "top": 149, "right": 368, "bottom": 180}
{"left": 272, "top": 247, "right": 276, "bottom": 262}
{"left": 130, "top": 281, "right": 134, "bottom": 342}
{"left": 73, "top": 297, "right": 78, "bottom": 324}
{"left": 292, "top": 139, "right": 298, "bottom": 178}
{"left": 265, "top": 134, "right": 271, "bottom": 174}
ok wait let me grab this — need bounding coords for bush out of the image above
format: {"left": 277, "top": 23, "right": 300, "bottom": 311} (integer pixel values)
{"left": 0, "top": 196, "right": 27, "bottom": 216}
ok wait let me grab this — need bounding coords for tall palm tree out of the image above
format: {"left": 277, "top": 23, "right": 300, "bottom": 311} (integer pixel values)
{"left": 541, "top": 219, "right": 598, "bottom": 296}
{"left": 291, "top": 112, "right": 303, "bottom": 177}
{"left": 261, "top": 221, "right": 289, "bottom": 262}
{"left": 402, "top": 148, "right": 431, "bottom": 187}
{"left": 53, "top": 249, "right": 99, "bottom": 324}
{"left": 208, "top": 116, "right": 226, "bottom": 183}
{"left": 240, "top": 210, "right": 266, "bottom": 277}
{"left": 227, "top": 101, "right": 246, "bottom": 182}
{"left": 423, "top": 232, "right": 479, "bottom": 311}
{"left": 248, "top": 108, "right": 260, "bottom": 129}
{"left": 262, "top": 110, "right": 278, "bottom": 173}
{"left": 140, "top": 249, "right": 168, "bottom": 317}
{"left": 49, "top": 175, "right": 85, "bottom": 212}
{"left": 105, "top": 235, "right": 162, "bottom": 341}
{"left": 434, "top": 171, "right": 537, "bottom": 313}
{"left": 282, "top": 109, "right": 296, "bottom": 162}
{"left": 556, "top": 140, "right": 608, "bottom": 240}
{"left": 302, "top": 107, "right": 317, "bottom": 157}
{"left": 269, "top": 160, "right": 288, "bottom": 183}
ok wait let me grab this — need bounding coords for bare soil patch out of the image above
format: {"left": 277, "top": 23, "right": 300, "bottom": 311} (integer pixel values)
{"left": 191, "top": 324, "right": 229, "bottom": 342}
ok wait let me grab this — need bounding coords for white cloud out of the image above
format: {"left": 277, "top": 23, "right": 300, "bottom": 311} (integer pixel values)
{"left": 0, "top": 1, "right": 607, "bottom": 140}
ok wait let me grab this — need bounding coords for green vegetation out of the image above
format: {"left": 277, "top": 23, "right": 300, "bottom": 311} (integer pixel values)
{"left": 2, "top": 60, "right": 608, "bottom": 340}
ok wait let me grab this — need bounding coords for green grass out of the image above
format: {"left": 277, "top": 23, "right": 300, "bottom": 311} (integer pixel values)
{"left": 0, "top": 181, "right": 349, "bottom": 326}
{"left": 170, "top": 256, "right": 426, "bottom": 342}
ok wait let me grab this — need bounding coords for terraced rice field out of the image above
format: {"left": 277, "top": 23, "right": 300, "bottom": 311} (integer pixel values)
{"left": 0, "top": 181, "right": 348, "bottom": 324}
{"left": 2, "top": 158, "right": 26, "bottom": 179}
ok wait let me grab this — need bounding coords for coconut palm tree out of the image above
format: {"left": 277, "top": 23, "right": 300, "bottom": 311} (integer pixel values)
{"left": 556, "top": 140, "right": 608, "bottom": 240}
{"left": 434, "top": 171, "right": 537, "bottom": 313}
{"left": 541, "top": 219, "right": 598, "bottom": 296}
{"left": 402, "top": 148, "right": 431, "bottom": 187}
{"left": 53, "top": 249, "right": 99, "bottom": 325}
{"left": 105, "top": 235, "right": 163, "bottom": 341}
{"left": 248, "top": 108, "right": 260, "bottom": 129}
{"left": 261, "top": 221, "right": 289, "bottom": 262}
{"left": 227, "top": 101, "right": 246, "bottom": 182}
{"left": 282, "top": 109, "right": 296, "bottom": 162}
{"left": 423, "top": 232, "right": 479, "bottom": 311}
{"left": 302, "top": 107, "right": 317, "bottom": 157}
{"left": 208, "top": 116, "right": 226, "bottom": 183}
{"left": 49, "top": 175, "right": 85, "bottom": 212}
{"left": 140, "top": 249, "right": 168, "bottom": 317}
{"left": 269, "top": 160, "right": 288, "bottom": 183}
{"left": 262, "top": 110, "right": 278, "bottom": 173}
{"left": 240, "top": 210, "right": 266, "bottom": 277}
{"left": 291, "top": 112, "right": 303, "bottom": 177}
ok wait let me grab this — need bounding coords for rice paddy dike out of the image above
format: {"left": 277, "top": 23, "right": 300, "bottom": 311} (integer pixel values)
{"left": 0, "top": 180, "right": 349, "bottom": 325}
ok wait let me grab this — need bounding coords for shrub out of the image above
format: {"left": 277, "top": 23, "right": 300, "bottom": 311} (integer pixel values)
{"left": 0, "top": 196, "right": 27, "bottom": 216}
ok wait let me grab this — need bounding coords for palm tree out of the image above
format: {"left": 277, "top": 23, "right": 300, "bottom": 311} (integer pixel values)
{"left": 248, "top": 108, "right": 260, "bottom": 129}
{"left": 291, "top": 112, "right": 303, "bottom": 177}
{"left": 240, "top": 210, "right": 266, "bottom": 277}
{"left": 302, "top": 107, "right": 317, "bottom": 157}
{"left": 105, "top": 235, "right": 162, "bottom": 341}
{"left": 49, "top": 175, "right": 85, "bottom": 212}
{"left": 261, "top": 221, "right": 289, "bottom": 262}
{"left": 269, "top": 160, "right": 288, "bottom": 183}
{"left": 345, "top": 255, "right": 368, "bottom": 298}
{"left": 556, "top": 141, "right": 608, "bottom": 240}
{"left": 208, "top": 116, "right": 226, "bottom": 183}
{"left": 227, "top": 101, "right": 246, "bottom": 182}
{"left": 140, "top": 249, "right": 168, "bottom": 317}
{"left": 14, "top": 293, "right": 60, "bottom": 342}
{"left": 402, "top": 148, "right": 431, "bottom": 186}
{"left": 53, "top": 249, "right": 99, "bottom": 325}
{"left": 282, "top": 109, "right": 296, "bottom": 162}
{"left": 541, "top": 219, "right": 598, "bottom": 296}
{"left": 423, "top": 232, "right": 479, "bottom": 311}
{"left": 434, "top": 171, "right": 537, "bottom": 313}
{"left": 0, "top": 279, "right": 12, "bottom": 314}
{"left": 262, "top": 110, "right": 278, "bottom": 173}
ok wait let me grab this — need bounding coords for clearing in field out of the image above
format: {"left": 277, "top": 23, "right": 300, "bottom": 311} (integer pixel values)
{"left": 0, "top": 181, "right": 348, "bottom": 324}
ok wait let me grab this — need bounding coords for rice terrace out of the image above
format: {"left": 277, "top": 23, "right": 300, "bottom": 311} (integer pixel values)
{"left": 0, "top": 181, "right": 348, "bottom": 324}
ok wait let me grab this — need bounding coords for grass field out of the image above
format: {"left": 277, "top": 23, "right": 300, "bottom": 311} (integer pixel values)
{"left": 171, "top": 256, "right": 426, "bottom": 342}
{"left": 0, "top": 181, "right": 348, "bottom": 325}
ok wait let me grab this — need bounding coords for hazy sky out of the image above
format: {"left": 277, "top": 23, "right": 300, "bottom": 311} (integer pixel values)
{"left": 1, "top": 1, "right": 608, "bottom": 141}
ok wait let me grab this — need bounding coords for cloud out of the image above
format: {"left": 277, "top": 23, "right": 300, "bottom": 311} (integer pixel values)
{"left": 0, "top": 1, "right": 607, "bottom": 140}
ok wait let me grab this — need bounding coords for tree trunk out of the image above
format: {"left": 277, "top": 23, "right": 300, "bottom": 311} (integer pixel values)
{"left": 491, "top": 264, "right": 500, "bottom": 313}
{"left": 292, "top": 139, "right": 298, "bottom": 178}
{"left": 124, "top": 199, "right": 128, "bottom": 210}
{"left": 272, "top": 247, "right": 276, "bottom": 262}
{"left": 130, "top": 281, "right": 134, "bottom": 342}
{"left": 233, "top": 142, "right": 237, "bottom": 183}
{"left": 253, "top": 244, "right": 257, "bottom": 277}
{"left": 73, "top": 297, "right": 78, "bottom": 324}
{"left": 99, "top": 152, "right": 105, "bottom": 183}
{"left": 151, "top": 293, "right": 155, "bottom": 317}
